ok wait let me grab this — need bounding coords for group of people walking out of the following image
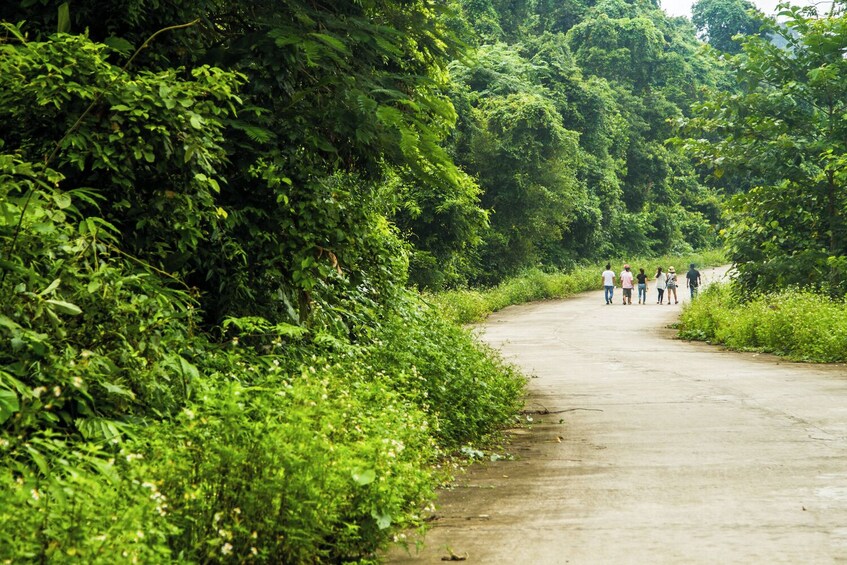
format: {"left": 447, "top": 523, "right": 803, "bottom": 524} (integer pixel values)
{"left": 601, "top": 263, "right": 701, "bottom": 305}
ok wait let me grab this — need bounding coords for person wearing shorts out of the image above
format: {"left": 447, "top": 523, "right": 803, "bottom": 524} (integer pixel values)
{"left": 620, "top": 264, "right": 634, "bottom": 305}
{"left": 666, "top": 266, "right": 678, "bottom": 304}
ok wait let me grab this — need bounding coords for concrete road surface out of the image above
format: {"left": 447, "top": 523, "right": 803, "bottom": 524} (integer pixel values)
{"left": 388, "top": 266, "right": 847, "bottom": 564}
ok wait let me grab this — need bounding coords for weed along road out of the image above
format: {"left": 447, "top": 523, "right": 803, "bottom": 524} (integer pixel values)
{"left": 388, "top": 266, "right": 847, "bottom": 564}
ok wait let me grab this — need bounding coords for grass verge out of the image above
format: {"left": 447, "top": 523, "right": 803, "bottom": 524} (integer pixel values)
{"left": 679, "top": 283, "right": 847, "bottom": 363}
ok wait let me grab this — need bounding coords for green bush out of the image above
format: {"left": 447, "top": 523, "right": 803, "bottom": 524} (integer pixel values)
{"left": 679, "top": 284, "right": 847, "bottom": 362}
{"left": 0, "top": 436, "right": 174, "bottom": 563}
{"left": 0, "top": 26, "right": 527, "bottom": 564}
{"left": 0, "top": 171, "right": 523, "bottom": 563}
{"left": 138, "top": 350, "right": 437, "bottom": 564}
{"left": 369, "top": 296, "right": 526, "bottom": 450}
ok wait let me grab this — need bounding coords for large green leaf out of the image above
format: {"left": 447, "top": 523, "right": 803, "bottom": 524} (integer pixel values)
{"left": 0, "top": 390, "right": 19, "bottom": 425}
{"left": 45, "top": 299, "right": 82, "bottom": 316}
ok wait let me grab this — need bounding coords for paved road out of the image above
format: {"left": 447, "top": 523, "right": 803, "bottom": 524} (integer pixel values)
{"left": 388, "top": 267, "right": 847, "bottom": 564}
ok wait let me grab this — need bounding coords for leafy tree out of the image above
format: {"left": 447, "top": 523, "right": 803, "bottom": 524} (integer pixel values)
{"left": 535, "top": 0, "right": 589, "bottom": 34}
{"left": 447, "top": 42, "right": 591, "bottom": 279}
{"left": 681, "top": 5, "right": 847, "bottom": 293}
{"left": 692, "top": 0, "right": 764, "bottom": 54}
{"left": 449, "top": 0, "right": 724, "bottom": 271}
{"left": 1, "top": 0, "right": 489, "bottom": 315}
{"left": 566, "top": 14, "right": 668, "bottom": 91}
{"left": 473, "top": 92, "right": 582, "bottom": 279}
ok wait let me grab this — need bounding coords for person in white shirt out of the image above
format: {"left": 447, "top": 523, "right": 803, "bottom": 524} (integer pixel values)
{"left": 601, "top": 263, "right": 616, "bottom": 305}
{"left": 666, "top": 266, "right": 679, "bottom": 304}
{"left": 655, "top": 266, "right": 667, "bottom": 304}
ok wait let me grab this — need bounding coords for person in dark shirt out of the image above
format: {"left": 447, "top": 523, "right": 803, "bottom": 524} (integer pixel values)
{"left": 636, "top": 268, "right": 648, "bottom": 305}
{"left": 686, "top": 263, "right": 701, "bottom": 299}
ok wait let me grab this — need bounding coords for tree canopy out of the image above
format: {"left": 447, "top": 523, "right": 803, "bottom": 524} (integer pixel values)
{"left": 441, "top": 0, "right": 724, "bottom": 283}
{"left": 680, "top": 4, "right": 847, "bottom": 294}
{"left": 692, "top": 0, "right": 765, "bottom": 53}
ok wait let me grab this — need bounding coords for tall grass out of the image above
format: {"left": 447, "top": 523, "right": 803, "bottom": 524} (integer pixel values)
{"left": 429, "top": 249, "right": 726, "bottom": 324}
{"left": 679, "top": 283, "right": 847, "bottom": 363}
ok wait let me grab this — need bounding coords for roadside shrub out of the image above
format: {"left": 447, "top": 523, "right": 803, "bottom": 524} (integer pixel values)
{"left": 139, "top": 349, "right": 436, "bottom": 564}
{"left": 0, "top": 164, "right": 524, "bottom": 562}
{"left": 369, "top": 295, "right": 526, "bottom": 450}
{"left": 0, "top": 437, "right": 174, "bottom": 563}
{"left": 1, "top": 26, "right": 529, "bottom": 565}
{"left": 679, "top": 283, "right": 847, "bottom": 362}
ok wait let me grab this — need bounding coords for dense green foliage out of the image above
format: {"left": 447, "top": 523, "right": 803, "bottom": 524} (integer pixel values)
{"left": 676, "top": 5, "right": 847, "bottom": 361}
{"left": 679, "top": 284, "right": 847, "bottom": 362}
{"left": 0, "top": 0, "right": 486, "bottom": 320}
{"left": 680, "top": 5, "right": 847, "bottom": 296}
{"left": 0, "top": 5, "right": 524, "bottom": 562}
{"left": 428, "top": 0, "right": 725, "bottom": 286}
{"left": 691, "top": 0, "right": 765, "bottom": 53}
{"left": 0, "top": 141, "right": 523, "bottom": 562}
{"left": 0, "top": 0, "right": 725, "bottom": 294}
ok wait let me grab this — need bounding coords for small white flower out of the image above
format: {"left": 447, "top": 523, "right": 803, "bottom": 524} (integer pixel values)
{"left": 221, "top": 542, "right": 233, "bottom": 555}
{"left": 136, "top": 530, "right": 144, "bottom": 539}
{"left": 53, "top": 386, "right": 61, "bottom": 397}
{"left": 30, "top": 489, "right": 40, "bottom": 501}
{"left": 72, "top": 376, "right": 83, "bottom": 388}
{"left": 32, "top": 386, "right": 46, "bottom": 398}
